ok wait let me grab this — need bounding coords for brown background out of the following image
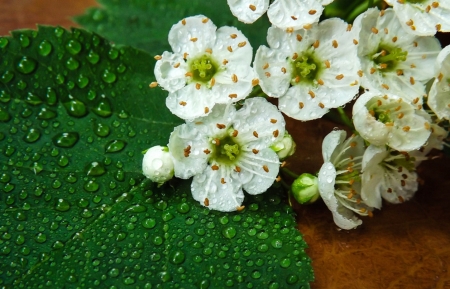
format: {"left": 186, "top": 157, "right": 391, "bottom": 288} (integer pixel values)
{"left": 1, "top": 1, "right": 449, "bottom": 288}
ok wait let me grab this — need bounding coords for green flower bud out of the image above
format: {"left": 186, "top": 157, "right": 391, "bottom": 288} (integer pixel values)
{"left": 271, "top": 132, "right": 296, "bottom": 160}
{"left": 291, "top": 173, "right": 320, "bottom": 204}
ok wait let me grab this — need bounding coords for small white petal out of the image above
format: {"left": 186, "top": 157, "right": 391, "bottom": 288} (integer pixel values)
{"left": 214, "top": 26, "right": 253, "bottom": 66}
{"left": 154, "top": 52, "right": 187, "bottom": 93}
{"left": 322, "top": 130, "right": 346, "bottom": 162}
{"left": 227, "top": 0, "right": 270, "bottom": 24}
{"left": 212, "top": 64, "right": 256, "bottom": 103}
{"left": 166, "top": 84, "right": 216, "bottom": 120}
{"left": 267, "top": 0, "right": 323, "bottom": 30}
{"left": 240, "top": 148, "right": 279, "bottom": 194}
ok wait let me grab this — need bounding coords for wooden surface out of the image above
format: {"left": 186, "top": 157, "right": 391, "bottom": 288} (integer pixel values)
{"left": 1, "top": 1, "right": 449, "bottom": 288}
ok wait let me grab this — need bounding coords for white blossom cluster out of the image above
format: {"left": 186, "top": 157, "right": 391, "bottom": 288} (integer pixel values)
{"left": 142, "top": 2, "right": 450, "bottom": 220}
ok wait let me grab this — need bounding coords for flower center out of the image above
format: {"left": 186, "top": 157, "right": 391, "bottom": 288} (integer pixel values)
{"left": 211, "top": 135, "right": 241, "bottom": 165}
{"left": 189, "top": 55, "right": 218, "bottom": 84}
{"left": 372, "top": 44, "right": 407, "bottom": 72}
{"left": 291, "top": 52, "right": 322, "bottom": 85}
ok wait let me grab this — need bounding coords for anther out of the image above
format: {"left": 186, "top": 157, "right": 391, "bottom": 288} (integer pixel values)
{"left": 353, "top": 39, "right": 359, "bottom": 45}
{"left": 179, "top": 101, "right": 187, "bottom": 106}
{"left": 309, "top": 10, "right": 316, "bottom": 15}
{"left": 183, "top": 52, "right": 189, "bottom": 59}
{"left": 232, "top": 130, "right": 239, "bottom": 137}
{"left": 332, "top": 40, "right": 338, "bottom": 48}
{"left": 384, "top": 28, "right": 389, "bottom": 34}
{"left": 211, "top": 165, "right": 219, "bottom": 171}
{"left": 252, "top": 149, "right": 259, "bottom": 154}
{"left": 303, "top": 24, "right": 312, "bottom": 30}
{"left": 297, "top": 34, "right": 302, "bottom": 41}
{"left": 223, "top": 59, "right": 228, "bottom": 65}
{"left": 185, "top": 72, "right": 193, "bottom": 77}
{"left": 273, "top": 130, "right": 279, "bottom": 137}
{"left": 293, "top": 52, "right": 298, "bottom": 60}
{"left": 370, "top": 67, "right": 376, "bottom": 74}
{"left": 263, "top": 63, "right": 269, "bottom": 69}
{"left": 350, "top": 80, "right": 359, "bottom": 86}
{"left": 413, "top": 41, "right": 418, "bottom": 47}
{"left": 382, "top": 84, "right": 390, "bottom": 90}
{"left": 173, "top": 62, "right": 180, "bottom": 68}
{"left": 203, "top": 149, "right": 211, "bottom": 154}
{"left": 396, "top": 69, "right": 403, "bottom": 75}
{"left": 227, "top": 46, "right": 233, "bottom": 52}
{"left": 387, "top": 188, "right": 392, "bottom": 193}
{"left": 216, "top": 123, "right": 226, "bottom": 129}
{"left": 398, "top": 112, "right": 404, "bottom": 119}
{"left": 432, "top": 1, "right": 439, "bottom": 8}
{"left": 299, "top": 102, "right": 304, "bottom": 109}
{"left": 249, "top": 4, "right": 256, "bottom": 11}
{"left": 380, "top": 9, "right": 385, "bottom": 16}
{"left": 398, "top": 196, "right": 404, "bottom": 202}
{"left": 229, "top": 93, "right": 237, "bottom": 98}
{"left": 204, "top": 198, "right": 209, "bottom": 206}
{"left": 371, "top": 27, "right": 379, "bottom": 34}
{"left": 221, "top": 178, "right": 226, "bottom": 184}
{"left": 409, "top": 77, "right": 415, "bottom": 85}
{"left": 204, "top": 107, "right": 209, "bottom": 114}
{"left": 281, "top": 67, "right": 287, "bottom": 74}
{"left": 286, "top": 27, "right": 294, "bottom": 33}
{"left": 231, "top": 74, "right": 238, "bottom": 83}
{"left": 154, "top": 55, "right": 162, "bottom": 60}
{"left": 318, "top": 79, "right": 324, "bottom": 85}
{"left": 358, "top": 70, "right": 363, "bottom": 77}
{"left": 265, "top": 72, "right": 272, "bottom": 78}
{"left": 236, "top": 205, "right": 245, "bottom": 211}
{"left": 202, "top": 18, "right": 209, "bottom": 23}
{"left": 401, "top": 180, "right": 406, "bottom": 187}
{"left": 313, "top": 40, "right": 320, "bottom": 49}
{"left": 392, "top": 36, "right": 398, "bottom": 42}
{"left": 205, "top": 48, "right": 212, "bottom": 54}
{"left": 426, "top": 5, "right": 431, "bottom": 12}
{"left": 181, "top": 19, "right": 186, "bottom": 25}
{"left": 380, "top": 63, "right": 388, "bottom": 69}
{"left": 336, "top": 74, "right": 344, "bottom": 80}
{"left": 413, "top": 97, "right": 419, "bottom": 104}
{"left": 263, "top": 165, "right": 269, "bottom": 172}
{"left": 295, "top": 75, "right": 300, "bottom": 83}
{"left": 308, "top": 90, "right": 315, "bottom": 98}
{"left": 368, "top": 211, "right": 373, "bottom": 218}
{"left": 318, "top": 102, "right": 325, "bottom": 109}
{"left": 235, "top": 166, "right": 241, "bottom": 172}
{"left": 253, "top": 131, "right": 259, "bottom": 138}
{"left": 359, "top": 208, "right": 367, "bottom": 213}
{"left": 210, "top": 78, "right": 215, "bottom": 87}
{"left": 213, "top": 138, "right": 220, "bottom": 145}
{"left": 406, "top": 19, "right": 413, "bottom": 26}
{"left": 436, "top": 24, "right": 442, "bottom": 31}
{"left": 438, "top": 73, "right": 443, "bottom": 81}
{"left": 424, "top": 122, "right": 430, "bottom": 130}
{"left": 252, "top": 79, "right": 259, "bottom": 86}
{"left": 196, "top": 83, "right": 201, "bottom": 90}
{"left": 149, "top": 82, "right": 158, "bottom": 88}
{"left": 270, "top": 119, "right": 277, "bottom": 123}
{"left": 403, "top": 126, "right": 410, "bottom": 132}
{"left": 347, "top": 24, "right": 352, "bottom": 31}
{"left": 238, "top": 41, "right": 247, "bottom": 47}
{"left": 184, "top": 145, "right": 191, "bottom": 157}
{"left": 276, "top": 176, "right": 281, "bottom": 182}
{"left": 230, "top": 34, "right": 237, "bottom": 39}
{"left": 291, "top": 16, "right": 298, "bottom": 20}
{"left": 325, "top": 60, "right": 331, "bottom": 68}
{"left": 190, "top": 37, "right": 198, "bottom": 42}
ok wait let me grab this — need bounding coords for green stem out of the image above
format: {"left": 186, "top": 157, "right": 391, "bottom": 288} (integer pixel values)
{"left": 280, "top": 179, "right": 292, "bottom": 191}
{"left": 281, "top": 167, "right": 299, "bottom": 179}
{"left": 368, "top": 0, "right": 374, "bottom": 9}
{"left": 336, "top": 107, "right": 354, "bottom": 129}
{"left": 248, "top": 85, "right": 264, "bottom": 98}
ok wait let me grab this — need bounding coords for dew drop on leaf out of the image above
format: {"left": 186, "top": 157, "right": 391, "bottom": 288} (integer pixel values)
{"left": 52, "top": 132, "right": 79, "bottom": 148}
{"left": 63, "top": 99, "right": 87, "bottom": 117}
{"left": 105, "top": 139, "right": 126, "bottom": 153}
{"left": 16, "top": 56, "right": 37, "bottom": 74}
{"left": 1, "top": 71, "right": 14, "bottom": 83}
{"left": 0, "top": 37, "right": 8, "bottom": 48}
{"left": 38, "top": 40, "right": 52, "bottom": 56}
{"left": 65, "top": 39, "right": 82, "bottom": 55}
{"left": 24, "top": 128, "right": 41, "bottom": 143}
{"left": 93, "top": 99, "right": 113, "bottom": 117}
{"left": 55, "top": 198, "right": 70, "bottom": 212}
{"left": 85, "top": 161, "right": 106, "bottom": 176}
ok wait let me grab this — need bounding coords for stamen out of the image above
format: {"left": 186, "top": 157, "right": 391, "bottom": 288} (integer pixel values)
{"left": 227, "top": 46, "right": 233, "bottom": 52}
{"left": 371, "top": 27, "right": 379, "bottom": 34}
{"left": 249, "top": 4, "right": 256, "bottom": 11}
{"left": 238, "top": 41, "right": 247, "bottom": 47}
{"left": 204, "top": 198, "right": 209, "bottom": 206}
{"left": 291, "top": 16, "right": 298, "bottom": 20}
{"left": 216, "top": 123, "right": 226, "bottom": 129}
{"left": 308, "top": 90, "right": 315, "bottom": 98}
{"left": 230, "top": 34, "right": 237, "bottom": 39}
{"left": 154, "top": 55, "right": 162, "bottom": 60}
{"left": 252, "top": 149, "right": 259, "bottom": 154}
{"left": 336, "top": 74, "right": 344, "bottom": 80}
{"left": 211, "top": 165, "right": 219, "bottom": 170}
{"left": 223, "top": 59, "right": 228, "bottom": 65}
{"left": 190, "top": 37, "right": 198, "bottom": 42}
{"left": 332, "top": 40, "right": 338, "bottom": 48}
{"left": 221, "top": 178, "right": 226, "bottom": 184}
{"left": 181, "top": 19, "right": 186, "bottom": 25}
{"left": 229, "top": 93, "right": 237, "bottom": 98}
{"left": 309, "top": 10, "right": 316, "bottom": 15}
{"left": 299, "top": 102, "right": 304, "bottom": 109}
{"left": 263, "top": 63, "right": 269, "bottom": 69}
{"left": 281, "top": 67, "right": 287, "bottom": 74}
{"left": 325, "top": 60, "right": 331, "bottom": 68}
{"left": 237, "top": 205, "right": 245, "bottom": 211}
{"left": 232, "top": 130, "right": 238, "bottom": 137}
{"left": 253, "top": 131, "right": 259, "bottom": 138}
{"left": 204, "top": 107, "right": 209, "bottom": 114}
{"left": 273, "top": 130, "right": 279, "bottom": 137}
{"left": 296, "top": 34, "right": 302, "bottom": 41}
{"left": 149, "top": 82, "right": 158, "bottom": 88}
{"left": 313, "top": 40, "right": 320, "bottom": 49}
{"left": 235, "top": 166, "right": 241, "bottom": 172}
{"left": 270, "top": 119, "right": 277, "bottom": 123}
{"left": 252, "top": 79, "right": 259, "bottom": 86}
{"left": 210, "top": 78, "right": 215, "bottom": 87}
{"left": 204, "top": 149, "right": 211, "bottom": 154}
{"left": 184, "top": 145, "right": 191, "bottom": 157}
{"left": 231, "top": 74, "right": 238, "bottom": 83}
{"left": 353, "top": 39, "right": 359, "bottom": 45}
{"left": 263, "top": 165, "right": 269, "bottom": 172}
{"left": 179, "top": 101, "right": 187, "bottom": 106}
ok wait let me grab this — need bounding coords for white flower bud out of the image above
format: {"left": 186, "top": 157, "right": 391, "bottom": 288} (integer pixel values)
{"left": 271, "top": 132, "right": 296, "bottom": 160}
{"left": 291, "top": 173, "right": 320, "bottom": 204}
{"left": 142, "top": 146, "right": 174, "bottom": 185}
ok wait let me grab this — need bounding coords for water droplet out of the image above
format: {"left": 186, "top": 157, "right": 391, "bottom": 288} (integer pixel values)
{"left": 85, "top": 161, "right": 106, "bottom": 176}
{"left": 16, "top": 56, "right": 37, "bottom": 74}
{"left": 126, "top": 204, "right": 147, "bottom": 213}
{"left": 93, "top": 99, "right": 112, "bottom": 117}
{"left": 58, "top": 155, "right": 69, "bottom": 167}
{"left": 24, "top": 128, "right": 41, "bottom": 143}
{"left": 66, "top": 39, "right": 82, "bottom": 55}
{"left": 170, "top": 251, "right": 185, "bottom": 265}
{"left": 55, "top": 199, "right": 70, "bottom": 212}
{"left": 35, "top": 233, "right": 47, "bottom": 243}
{"left": 105, "top": 140, "right": 126, "bottom": 153}
{"left": 0, "top": 91, "right": 11, "bottom": 103}
{"left": 1, "top": 71, "right": 14, "bottom": 83}
{"left": 222, "top": 226, "right": 237, "bottom": 239}
{"left": 19, "top": 34, "right": 30, "bottom": 47}
{"left": 0, "top": 37, "right": 8, "bottom": 48}
{"left": 65, "top": 57, "right": 79, "bottom": 70}
{"left": 77, "top": 74, "right": 89, "bottom": 88}
{"left": 38, "top": 40, "right": 52, "bottom": 56}
{"left": 0, "top": 107, "right": 11, "bottom": 122}
{"left": 271, "top": 239, "right": 283, "bottom": 249}
{"left": 63, "top": 99, "right": 87, "bottom": 117}
{"left": 177, "top": 203, "right": 190, "bottom": 214}
{"left": 142, "top": 218, "right": 156, "bottom": 229}
{"left": 102, "top": 69, "right": 117, "bottom": 83}
{"left": 84, "top": 180, "right": 99, "bottom": 192}
{"left": 108, "top": 268, "right": 119, "bottom": 277}
{"left": 280, "top": 257, "right": 291, "bottom": 268}
{"left": 54, "top": 27, "right": 65, "bottom": 37}
{"left": 286, "top": 274, "right": 298, "bottom": 285}
{"left": 94, "top": 122, "right": 110, "bottom": 137}
{"left": 37, "top": 107, "right": 57, "bottom": 119}
{"left": 46, "top": 88, "right": 57, "bottom": 105}
{"left": 52, "top": 132, "right": 79, "bottom": 148}
{"left": 87, "top": 50, "right": 100, "bottom": 64}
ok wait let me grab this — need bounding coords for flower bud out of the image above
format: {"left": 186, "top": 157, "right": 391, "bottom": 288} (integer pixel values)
{"left": 142, "top": 146, "right": 174, "bottom": 185}
{"left": 271, "top": 132, "right": 296, "bottom": 160}
{"left": 291, "top": 173, "right": 320, "bottom": 204}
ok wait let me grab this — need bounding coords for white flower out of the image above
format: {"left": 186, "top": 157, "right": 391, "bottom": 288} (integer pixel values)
{"left": 318, "top": 130, "right": 373, "bottom": 230}
{"left": 361, "top": 145, "right": 418, "bottom": 208}
{"left": 385, "top": 0, "right": 450, "bottom": 36}
{"left": 154, "top": 15, "right": 256, "bottom": 120}
{"left": 352, "top": 90, "right": 432, "bottom": 151}
{"left": 254, "top": 18, "right": 360, "bottom": 121}
{"left": 353, "top": 8, "right": 441, "bottom": 102}
{"left": 168, "top": 97, "right": 285, "bottom": 212}
{"left": 428, "top": 45, "right": 450, "bottom": 120}
{"left": 142, "top": 146, "right": 174, "bottom": 185}
{"left": 227, "top": 0, "right": 334, "bottom": 30}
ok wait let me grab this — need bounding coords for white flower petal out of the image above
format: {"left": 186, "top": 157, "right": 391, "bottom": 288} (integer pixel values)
{"left": 240, "top": 148, "right": 280, "bottom": 194}
{"left": 154, "top": 52, "right": 188, "bottom": 93}
{"left": 168, "top": 124, "right": 210, "bottom": 179}
{"left": 428, "top": 45, "right": 450, "bottom": 120}
{"left": 321, "top": 130, "right": 346, "bottom": 162}
{"left": 254, "top": 45, "right": 292, "bottom": 97}
{"left": 361, "top": 145, "right": 389, "bottom": 209}
{"left": 278, "top": 85, "right": 330, "bottom": 121}
{"left": 233, "top": 97, "right": 286, "bottom": 149}
{"left": 227, "top": 0, "right": 270, "bottom": 24}
{"left": 212, "top": 64, "right": 255, "bottom": 103}
{"left": 380, "top": 170, "right": 418, "bottom": 204}
{"left": 168, "top": 15, "right": 217, "bottom": 55}
{"left": 214, "top": 26, "right": 253, "bottom": 65}
{"left": 267, "top": 0, "right": 323, "bottom": 30}
{"left": 191, "top": 166, "right": 244, "bottom": 212}
{"left": 166, "top": 84, "right": 216, "bottom": 120}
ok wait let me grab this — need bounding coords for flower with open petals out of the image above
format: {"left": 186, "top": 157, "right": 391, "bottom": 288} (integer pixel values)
{"left": 318, "top": 130, "right": 373, "bottom": 230}
{"left": 154, "top": 15, "right": 256, "bottom": 120}
{"left": 353, "top": 8, "right": 441, "bottom": 102}
{"left": 428, "top": 45, "right": 450, "bottom": 120}
{"left": 255, "top": 18, "right": 360, "bottom": 121}
{"left": 353, "top": 91, "right": 432, "bottom": 151}
{"left": 385, "top": 0, "right": 450, "bottom": 36}
{"left": 361, "top": 145, "right": 419, "bottom": 208}
{"left": 227, "top": 0, "right": 334, "bottom": 30}
{"left": 168, "top": 98, "right": 285, "bottom": 212}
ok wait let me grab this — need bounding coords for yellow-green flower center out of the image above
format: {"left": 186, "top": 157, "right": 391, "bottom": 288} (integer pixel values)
{"left": 372, "top": 44, "right": 408, "bottom": 73}
{"left": 291, "top": 52, "right": 322, "bottom": 85}
{"left": 211, "top": 135, "right": 241, "bottom": 165}
{"left": 189, "top": 55, "right": 218, "bottom": 83}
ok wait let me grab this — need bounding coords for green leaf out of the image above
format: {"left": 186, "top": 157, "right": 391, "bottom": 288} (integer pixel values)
{"left": 0, "top": 27, "right": 313, "bottom": 287}
{"left": 74, "top": 0, "right": 271, "bottom": 56}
